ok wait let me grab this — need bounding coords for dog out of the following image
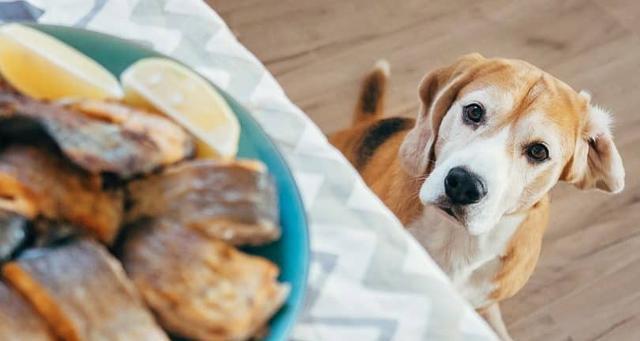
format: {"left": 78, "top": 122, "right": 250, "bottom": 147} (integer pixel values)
{"left": 330, "top": 53, "right": 625, "bottom": 340}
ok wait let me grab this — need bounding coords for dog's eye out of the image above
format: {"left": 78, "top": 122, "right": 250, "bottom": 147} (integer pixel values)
{"left": 463, "top": 103, "right": 485, "bottom": 124}
{"left": 525, "top": 143, "right": 549, "bottom": 163}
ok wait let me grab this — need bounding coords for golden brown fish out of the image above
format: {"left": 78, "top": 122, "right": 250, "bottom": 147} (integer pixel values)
{"left": 2, "top": 239, "right": 169, "bottom": 341}
{"left": 127, "top": 160, "right": 280, "bottom": 246}
{"left": 0, "top": 146, "right": 123, "bottom": 243}
{"left": 0, "top": 90, "right": 194, "bottom": 178}
{"left": 121, "top": 219, "right": 289, "bottom": 341}
{"left": 0, "top": 281, "right": 54, "bottom": 340}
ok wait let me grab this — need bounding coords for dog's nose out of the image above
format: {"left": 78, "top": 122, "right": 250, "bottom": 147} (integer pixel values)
{"left": 444, "top": 167, "right": 487, "bottom": 205}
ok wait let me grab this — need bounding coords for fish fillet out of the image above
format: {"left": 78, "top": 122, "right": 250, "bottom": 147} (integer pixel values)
{"left": 2, "top": 239, "right": 169, "bottom": 341}
{"left": 121, "top": 220, "right": 289, "bottom": 341}
{"left": 0, "top": 91, "right": 194, "bottom": 178}
{"left": 127, "top": 160, "right": 280, "bottom": 245}
{"left": 0, "top": 146, "right": 123, "bottom": 243}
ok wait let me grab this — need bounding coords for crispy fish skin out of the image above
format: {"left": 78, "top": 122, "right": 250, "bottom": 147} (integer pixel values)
{"left": 127, "top": 160, "right": 280, "bottom": 246}
{"left": 121, "top": 220, "right": 289, "bottom": 341}
{"left": 0, "top": 91, "right": 194, "bottom": 178}
{"left": 2, "top": 239, "right": 169, "bottom": 341}
{"left": 0, "top": 146, "right": 123, "bottom": 243}
{"left": 0, "top": 282, "right": 54, "bottom": 340}
{"left": 0, "top": 210, "right": 29, "bottom": 261}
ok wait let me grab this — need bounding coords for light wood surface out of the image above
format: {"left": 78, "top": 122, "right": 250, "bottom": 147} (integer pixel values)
{"left": 209, "top": 0, "right": 640, "bottom": 339}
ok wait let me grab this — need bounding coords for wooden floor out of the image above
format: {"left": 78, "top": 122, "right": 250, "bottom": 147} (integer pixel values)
{"left": 209, "top": 0, "right": 640, "bottom": 340}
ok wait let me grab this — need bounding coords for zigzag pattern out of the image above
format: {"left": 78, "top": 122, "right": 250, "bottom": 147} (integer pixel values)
{"left": 8, "top": 1, "right": 498, "bottom": 339}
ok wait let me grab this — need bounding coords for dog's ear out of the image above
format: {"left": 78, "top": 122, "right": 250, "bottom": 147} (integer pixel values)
{"left": 399, "top": 53, "right": 483, "bottom": 176}
{"left": 561, "top": 91, "right": 625, "bottom": 193}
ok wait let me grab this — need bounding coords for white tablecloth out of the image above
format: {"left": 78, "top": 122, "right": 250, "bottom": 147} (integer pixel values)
{"left": 0, "top": 1, "right": 498, "bottom": 340}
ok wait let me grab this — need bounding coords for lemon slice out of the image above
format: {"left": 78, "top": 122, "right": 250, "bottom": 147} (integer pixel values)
{"left": 0, "top": 23, "right": 123, "bottom": 100}
{"left": 120, "top": 58, "right": 240, "bottom": 159}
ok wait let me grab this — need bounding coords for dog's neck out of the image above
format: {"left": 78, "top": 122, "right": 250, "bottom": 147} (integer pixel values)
{"left": 409, "top": 207, "right": 528, "bottom": 308}
{"left": 407, "top": 206, "right": 525, "bottom": 272}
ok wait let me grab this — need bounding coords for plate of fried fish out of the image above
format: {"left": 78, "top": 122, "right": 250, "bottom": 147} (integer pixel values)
{"left": 0, "top": 23, "right": 308, "bottom": 341}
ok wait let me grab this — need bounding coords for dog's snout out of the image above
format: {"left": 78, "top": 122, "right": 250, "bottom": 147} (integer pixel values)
{"left": 444, "top": 167, "right": 487, "bottom": 205}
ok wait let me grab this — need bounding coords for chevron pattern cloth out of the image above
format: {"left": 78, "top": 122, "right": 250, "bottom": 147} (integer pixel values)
{"left": 0, "top": 1, "right": 498, "bottom": 340}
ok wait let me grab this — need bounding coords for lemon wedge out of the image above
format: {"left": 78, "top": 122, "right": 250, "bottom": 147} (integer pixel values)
{"left": 0, "top": 23, "right": 123, "bottom": 100}
{"left": 120, "top": 58, "right": 240, "bottom": 159}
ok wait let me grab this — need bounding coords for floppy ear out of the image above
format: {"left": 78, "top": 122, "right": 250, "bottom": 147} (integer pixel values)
{"left": 562, "top": 91, "right": 625, "bottom": 193}
{"left": 399, "top": 53, "right": 482, "bottom": 176}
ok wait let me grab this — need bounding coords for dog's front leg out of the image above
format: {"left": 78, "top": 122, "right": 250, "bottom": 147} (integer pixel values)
{"left": 478, "top": 303, "right": 513, "bottom": 341}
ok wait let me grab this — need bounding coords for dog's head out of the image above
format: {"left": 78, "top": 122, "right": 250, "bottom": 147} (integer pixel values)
{"left": 400, "top": 53, "right": 625, "bottom": 235}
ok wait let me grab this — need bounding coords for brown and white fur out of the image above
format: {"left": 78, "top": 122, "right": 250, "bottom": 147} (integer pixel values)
{"left": 330, "top": 54, "right": 625, "bottom": 340}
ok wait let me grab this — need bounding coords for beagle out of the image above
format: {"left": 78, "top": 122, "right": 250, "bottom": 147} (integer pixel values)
{"left": 329, "top": 54, "right": 625, "bottom": 340}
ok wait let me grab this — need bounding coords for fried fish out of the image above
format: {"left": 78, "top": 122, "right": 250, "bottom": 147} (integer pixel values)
{"left": 0, "top": 77, "right": 287, "bottom": 340}
{"left": 121, "top": 220, "right": 289, "bottom": 341}
{"left": 2, "top": 239, "right": 169, "bottom": 341}
{"left": 0, "top": 91, "right": 194, "bottom": 178}
{"left": 0, "top": 146, "right": 123, "bottom": 243}
{"left": 0, "top": 281, "right": 54, "bottom": 340}
{"left": 127, "top": 160, "right": 280, "bottom": 246}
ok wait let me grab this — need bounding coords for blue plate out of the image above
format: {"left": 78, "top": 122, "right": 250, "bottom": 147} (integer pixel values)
{"left": 24, "top": 24, "right": 309, "bottom": 341}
